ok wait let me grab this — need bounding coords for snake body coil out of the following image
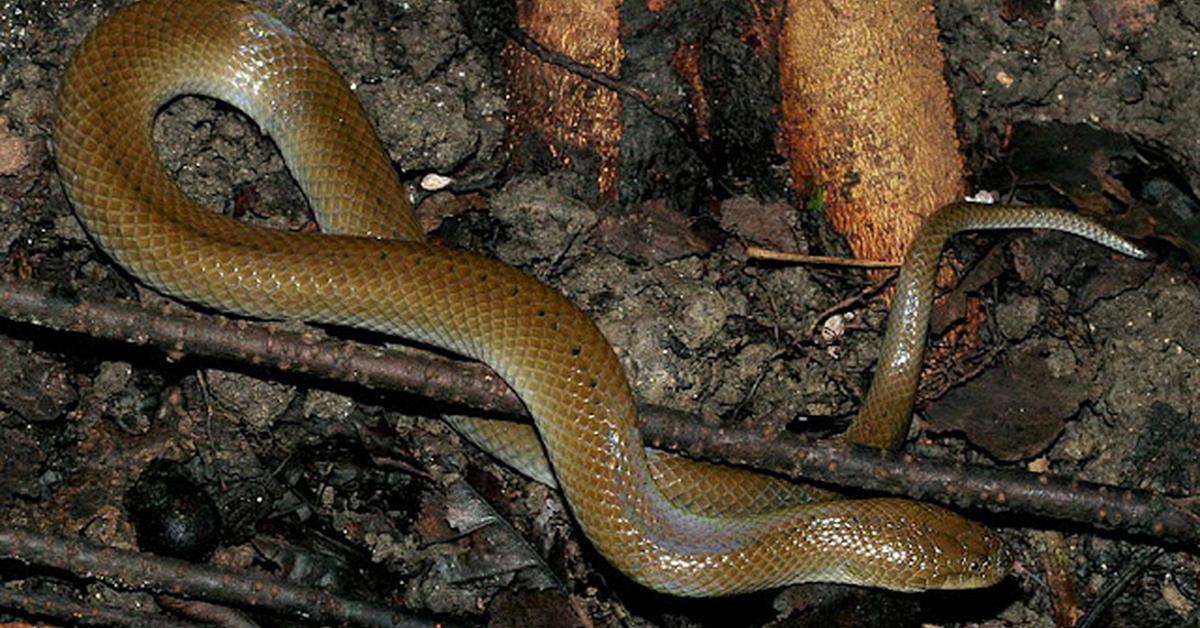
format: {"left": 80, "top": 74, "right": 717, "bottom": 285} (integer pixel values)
{"left": 55, "top": 0, "right": 1147, "bottom": 595}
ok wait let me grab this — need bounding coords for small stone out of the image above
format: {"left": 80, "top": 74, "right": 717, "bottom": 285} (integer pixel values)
{"left": 94, "top": 361, "right": 133, "bottom": 399}
{"left": 304, "top": 389, "right": 356, "bottom": 423}
{"left": 996, "top": 295, "right": 1042, "bottom": 340}
{"left": 491, "top": 174, "right": 597, "bottom": 265}
{"left": 1118, "top": 71, "right": 1145, "bottom": 103}
{"left": 674, "top": 287, "right": 729, "bottom": 350}
{"left": 204, "top": 370, "right": 295, "bottom": 431}
{"left": 0, "top": 116, "right": 29, "bottom": 176}
{"left": 0, "top": 338, "right": 77, "bottom": 423}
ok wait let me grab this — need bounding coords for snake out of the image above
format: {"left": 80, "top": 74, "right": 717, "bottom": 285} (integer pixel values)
{"left": 53, "top": 0, "right": 1149, "bottom": 597}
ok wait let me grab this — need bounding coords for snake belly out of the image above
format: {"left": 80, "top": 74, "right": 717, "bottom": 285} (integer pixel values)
{"left": 54, "top": 0, "right": 1145, "bottom": 596}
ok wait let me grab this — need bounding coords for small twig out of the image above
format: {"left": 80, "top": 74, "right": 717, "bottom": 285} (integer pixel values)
{"left": 501, "top": 23, "right": 694, "bottom": 142}
{"left": 156, "top": 596, "right": 262, "bottom": 628}
{"left": 0, "top": 528, "right": 465, "bottom": 628}
{"left": 804, "top": 268, "right": 898, "bottom": 339}
{"left": 1, "top": 280, "right": 1198, "bottom": 547}
{"left": 728, "top": 366, "right": 769, "bottom": 422}
{"left": 1033, "top": 530, "right": 1081, "bottom": 627}
{"left": 746, "top": 245, "right": 901, "bottom": 268}
{"left": 0, "top": 587, "right": 202, "bottom": 628}
{"left": 1074, "top": 547, "right": 1165, "bottom": 628}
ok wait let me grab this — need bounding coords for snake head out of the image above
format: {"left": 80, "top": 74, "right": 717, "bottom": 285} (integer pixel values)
{"left": 921, "top": 514, "right": 1013, "bottom": 590}
{"left": 835, "top": 499, "right": 1013, "bottom": 592}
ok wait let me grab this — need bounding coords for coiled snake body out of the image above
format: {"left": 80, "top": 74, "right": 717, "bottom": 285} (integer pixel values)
{"left": 54, "top": 0, "right": 1148, "bottom": 596}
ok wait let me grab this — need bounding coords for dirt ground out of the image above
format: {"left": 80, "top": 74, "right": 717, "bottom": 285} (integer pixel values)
{"left": 0, "top": 0, "right": 1198, "bottom": 627}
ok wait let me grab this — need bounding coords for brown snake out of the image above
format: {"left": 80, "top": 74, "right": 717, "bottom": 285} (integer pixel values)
{"left": 54, "top": 0, "right": 1149, "bottom": 596}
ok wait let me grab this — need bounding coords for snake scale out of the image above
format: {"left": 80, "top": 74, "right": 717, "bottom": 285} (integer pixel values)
{"left": 53, "top": 0, "right": 1149, "bottom": 596}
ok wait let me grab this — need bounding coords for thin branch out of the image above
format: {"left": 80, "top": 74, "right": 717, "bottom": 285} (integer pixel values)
{"left": 746, "top": 245, "right": 901, "bottom": 268}
{"left": 1074, "top": 547, "right": 1165, "bottom": 628}
{"left": 0, "top": 279, "right": 522, "bottom": 417}
{"left": 804, "top": 268, "right": 898, "bottom": 339}
{"left": 0, "top": 528, "right": 467, "bottom": 628}
{"left": 1, "top": 280, "right": 1197, "bottom": 546}
{"left": 155, "top": 597, "right": 262, "bottom": 628}
{"left": 0, "top": 587, "right": 202, "bottom": 628}
{"left": 641, "top": 420, "right": 1200, "bottom": 546}
{"left": 501, "top": 23, "right": 694, "bottom": 142}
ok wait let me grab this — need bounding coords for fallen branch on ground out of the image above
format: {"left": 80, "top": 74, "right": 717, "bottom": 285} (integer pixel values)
{"left": 0, "top": 279, "right": 1196, "bottom": 546}
{"left": 0, "top": 527, "right": 462, "bottom": 628}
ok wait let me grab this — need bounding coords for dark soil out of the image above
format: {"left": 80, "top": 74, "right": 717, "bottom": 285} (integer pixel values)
{"left": 0, "top": 0, "right": 1197, "bottom": 626}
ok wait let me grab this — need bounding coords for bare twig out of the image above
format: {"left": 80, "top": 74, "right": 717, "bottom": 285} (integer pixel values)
{"left": 746, "top": 245, "right": 901, "bottom": 268}
{"left": 803, "top": 268, "right": 898, "bottom": 339}
{"left": 501, "top": 24, "right": 691, "bottom": 137}
{"left": 0, "top": 587, "right": 202, "bottom": 628}
{"left": 1, "top": 280, "right": 1197, "bottom": 547}
{"left": 0, "top": 528, "right": 465, "bottom": 628}
{"left": 155, "top": 596, "right": 262, "bottom": 628}
{"left": 1033, "top": 530, "right": 1081, "bottom": 627}
{"left": 640, "top": 420, "right": 1200, "bottom": 547}
{"left": 1074, "top": 547, "right": 1165, "bottom": 628}
{"left": 0, "top": 279, "right": 521, "bottom": 417}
